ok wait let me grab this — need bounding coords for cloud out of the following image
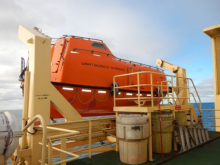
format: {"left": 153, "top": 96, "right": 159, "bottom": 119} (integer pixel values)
{"left": 0, "top": 66, "right": 23, "bottom": 110}
{"left": 0, "top": 0, "right": 180, "bottom": 110}
{"left": 1, "top": 0, "right": 181, "bottom": 62}
{"left": 190, "top": 78, "right": 214, "bottom": 103}
{"left": 0, "top": 0, "right": 219, "bottom": 110}
{"left": 0, "top": 83, "right": 22, "bottom": 110}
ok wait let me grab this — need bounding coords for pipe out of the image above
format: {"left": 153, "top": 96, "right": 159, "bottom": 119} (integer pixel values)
{"left": 40, "top": 126, "right": 80, "bottom": 134}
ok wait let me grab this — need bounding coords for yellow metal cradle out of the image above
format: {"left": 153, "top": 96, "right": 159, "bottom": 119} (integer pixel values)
{"left": 10, "top": 26, "right": 116, "bottom": 165}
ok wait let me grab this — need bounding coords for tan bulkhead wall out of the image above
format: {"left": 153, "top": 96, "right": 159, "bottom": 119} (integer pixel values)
{"left": 204, "top": 24, "right": 220, "bottom": 131}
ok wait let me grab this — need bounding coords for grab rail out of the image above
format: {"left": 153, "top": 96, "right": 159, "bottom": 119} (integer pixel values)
{"left": 113, "top": 71, "right": 200, "bottom": 109}
{"left": 22, "top": 115, "right": 47, "bottom": 165}
{"left": 188, "top": 78, "right": 202, "bottom": 114}
{"left": 190, "top": 93, "right": 200, "bottom": 112}
{"left": 195, "top": 109, "right": 220, "bottom": 131}
{"left": 73, "top": 48, "right": 163, "bottom": 71}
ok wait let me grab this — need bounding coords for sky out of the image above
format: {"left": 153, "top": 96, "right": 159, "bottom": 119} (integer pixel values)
{"left": 0, "top": 0, "right": 219, "bottom": 110}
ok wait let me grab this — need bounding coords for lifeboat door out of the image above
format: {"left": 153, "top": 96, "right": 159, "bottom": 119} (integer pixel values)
{"left": 51, "top": 39, "right": 66, "bottom": 73}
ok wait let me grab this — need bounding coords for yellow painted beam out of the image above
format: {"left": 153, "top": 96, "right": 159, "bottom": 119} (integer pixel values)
{"left": 204, "top": 24, "right": 220, "bottom": 131}
{"left": 18, "top": 25, "right": 83, "bottom": 164}
{"left": 52, "top": 146, "right": 114, "bottom": 156}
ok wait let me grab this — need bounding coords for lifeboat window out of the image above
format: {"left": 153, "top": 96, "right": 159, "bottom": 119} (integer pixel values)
{"left": 118, "top": 92, "right": 121, "bottom": 95}
{"left": 62, "top": 87, "right": 74, "bottom": 91}
{"left": 98, "top": 90, "right": 106, "bottom": 94}
{"left": 126, "top": 93, "right": 133, "bottom": 96}
{"left": 91, "top": 42, "right": 106, "bottom": 50}
{"left": 82, "top": 89, "right": 91, "bottom": 92}
{"left": 136, "top": 94, "right": 142, "bottom": 96}
{"left": 70, "top": 51, "right": 79, "bottom": 54}
{"left": 147, "top": 94, "right": 151, "bottom": 96}
{"left": 93, "top": 54, "right": 101, "bottom": 57}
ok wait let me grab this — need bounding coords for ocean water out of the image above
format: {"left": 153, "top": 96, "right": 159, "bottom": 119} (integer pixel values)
{"left": 192, "top": 102, "right": 215, "bottom": 131}
{"left": 0, "top": 102, "right": 215, "bottom": 130}
{"left": 0, "top": 102, "right": 216, "bottom": 164}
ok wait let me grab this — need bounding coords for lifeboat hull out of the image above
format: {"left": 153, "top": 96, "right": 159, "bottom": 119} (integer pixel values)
{"left": 50, "top": 37, "right": 166, "bottom": 118}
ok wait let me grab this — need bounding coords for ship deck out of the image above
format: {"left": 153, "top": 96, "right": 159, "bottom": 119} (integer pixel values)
{"left": 67, "top": 131, "right": 220, "bottom": 165}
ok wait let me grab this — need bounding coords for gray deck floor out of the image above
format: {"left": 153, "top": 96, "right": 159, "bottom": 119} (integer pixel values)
{"left": 67, "top": 131, "right": 220, "bottom": 165}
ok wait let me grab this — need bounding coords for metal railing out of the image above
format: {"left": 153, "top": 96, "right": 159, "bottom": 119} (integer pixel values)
{"left": 188, "top": 78, "right": 202, "bottom": 113}
{"left": 38, "top": 126, "right": 80, "bottom": 165}
{"left": 113, "top": 71, "right": 201, "bottom": 112}
{"left": 39, "top": 117, "right": 115, "bottom": 164}
{"left": 195, "top": 109, "right": 220, "bottom": 131}
{"left": 112, "top": 71, "right": 220, "bottom": 131}
{"left": 17, "top": 115, "right": 116, "bottom": 165}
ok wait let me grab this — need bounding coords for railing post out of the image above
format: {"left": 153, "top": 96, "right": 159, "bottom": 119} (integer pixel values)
{"left": 171, "top": 76, "right": 175, "bottom": 104}
{"left": 48, "top": 139, "right": 52, "bottom": 165}
{"left": 168, "top": 80, "right": 171, "bottom": 104}
{"left": 148, "top": 112, "right": 153, "bottom": 161}
{"left": 212, "top": 109, "right": 216, "bottom": 131}
{"left": 187, "top": 79, "right": 190, "bottom": 104}
{"left": 189, "top": 79, "right": 202, "bottom": 115}
{"left": 61, "top": 137, "right": 66, "bottom": 165}
{"left": 116, "top": 111, "right": 119, "bottom": 152}
{"left": 113, "top": 77, "right": 116, "bottom": 107}
{"left": 88, "top": 120, "right": 92, "bottom": 158}
{"left": 150, "top": 73, "right": 153, "bottom": 107}
{"left": 137, "top": 73, "right": 140, "bottom": 107}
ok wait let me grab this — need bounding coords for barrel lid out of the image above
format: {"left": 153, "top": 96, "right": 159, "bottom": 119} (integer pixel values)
{"left": 117, "top": 114, "right": 148, "bottom": 125}
{"left": 118, "top": 114, "right": 148, "bottom": 118}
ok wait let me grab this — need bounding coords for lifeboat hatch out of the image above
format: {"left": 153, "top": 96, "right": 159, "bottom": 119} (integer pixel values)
{"left": 51, "top": 39, "right": 66, "bottom": 73}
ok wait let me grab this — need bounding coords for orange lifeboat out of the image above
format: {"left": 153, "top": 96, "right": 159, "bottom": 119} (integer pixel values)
{"left": 50, "top": 36, "right": 167, "bottom": 118}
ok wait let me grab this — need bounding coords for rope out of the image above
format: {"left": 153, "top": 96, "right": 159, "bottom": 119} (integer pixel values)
{"left": 77, "top": 90, "right": 96, "bottom": 105}
{"left": 69, "top": 89, "right": 78, "bottom": 104}
{"left": 95, "top": 92, "right": 111, "bottom": 102}
{"left": 70, "top": 89, "right": 111, "bottom": 104}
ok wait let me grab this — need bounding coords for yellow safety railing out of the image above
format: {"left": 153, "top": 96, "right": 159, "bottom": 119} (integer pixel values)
{"left": 113, "top": 71, "right": 201, "bottom": 112}
{"left": 36, "top": 117, "right": 116, "bottom": 164}
{"left": 195, "top": 109, "right": 220, "bottom": 131}
{"left": 18, "top": 115, "right": 116, "bottom": 165}
{"left": 188, "top": 78, "right": 202, "bottom": 113}
{"left": 38, "top": 126, "right": 80, "bottom": 165}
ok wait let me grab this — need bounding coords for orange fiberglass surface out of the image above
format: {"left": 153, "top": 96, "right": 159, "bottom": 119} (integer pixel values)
{"left": 49, "top": 36, "right": 167, "bottom": 118}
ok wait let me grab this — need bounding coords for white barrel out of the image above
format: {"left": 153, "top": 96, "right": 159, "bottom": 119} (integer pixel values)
{"left": 116, "top": 114, "right": 149, "bottom": 164}
{"left": 0, "top": 112, "right": 23, "bottom": 160}
{"left": 117, "top": 114, "right": 149, "bottom": 140}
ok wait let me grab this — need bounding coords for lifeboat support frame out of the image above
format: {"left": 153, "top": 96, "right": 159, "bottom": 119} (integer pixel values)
{"left": 9, "top": 26, "right": 116, "bottom": 165}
